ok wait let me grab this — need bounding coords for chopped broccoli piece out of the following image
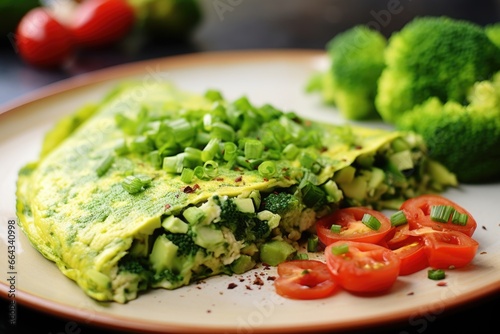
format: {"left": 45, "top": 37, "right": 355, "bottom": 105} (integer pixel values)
{"left": 322, "top": 25, "right": 387, "bottom": 120}
{"left": 118, "top": 256, "right": 150, "bottom": 276}
{"left": 165, "top": 232, "right": 201, "bottom": 257}
{"left": 398, "top": 89, "right": 500, "bottom": 183}
{"left": 262, "top": 192, "right": 299, "bottom": 214}
{"left": 486, "top": 22, "right": 500, "bottom": 48}
{"left": 219, "top": 197, "right": 268, "bottom": 242}
{"left": 376, "top": 16, "right": 500, "bottom": 124}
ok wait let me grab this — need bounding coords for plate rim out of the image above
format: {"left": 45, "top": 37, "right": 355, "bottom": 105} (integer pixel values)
{"left": 1, "top": 49, "right": 499, "bottom": 333}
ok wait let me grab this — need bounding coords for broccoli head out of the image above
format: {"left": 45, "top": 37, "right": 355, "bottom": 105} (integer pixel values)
{"left": 165, "top": 232, "right": 201, "bottom": 257}
{"left": 397, "top": 86, "right": 500, "bottom": 183}
{"left": 486, "top": 22, "right": 500, "bottom": 48}
{"left": 376, "top": 16, "right": 500, "bottom": 124}
{"left": 262, "top": 192, "right": 300, "bottom": 214}
{"left": 310, "top": 25, "right": 386, "bottom": 120}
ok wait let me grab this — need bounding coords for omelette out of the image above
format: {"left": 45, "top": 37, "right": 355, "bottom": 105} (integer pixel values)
{"left": 16, "top": 82, "right": 456, "bottom": 303}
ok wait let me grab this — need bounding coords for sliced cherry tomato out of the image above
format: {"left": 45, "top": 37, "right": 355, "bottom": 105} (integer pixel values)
{"left": 324, "top": 241, "right": 400, "bottom": 293}
{"left": 274, "top": 260, "right": 338, "bottom": 300}
{"left": 316, "top": 207, "right": 392, "bottom": 245}
{"left": 401, "top": 194, "right": 477, "bottom": 237}
{"left": 15, "top": 7, "right": 74, "bottom": 68}
{"left": 70, "top": 0, "right": 135, "bottom": 48}
{"left": 391, "top": 237, "right": 429, "bottom": 275}
{"left": 406, "top": 228, "right": 479, "bottom": 269}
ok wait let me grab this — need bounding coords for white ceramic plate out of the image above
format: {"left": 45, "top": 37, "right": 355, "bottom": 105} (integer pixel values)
{"left": 0, "top": 50, "right": 499, "bottom": 333}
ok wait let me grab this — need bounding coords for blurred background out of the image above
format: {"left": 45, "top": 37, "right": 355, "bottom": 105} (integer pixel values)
{"left": 0, "top": 0, "right": 499, "bottom": 333}
{"left": 1, "top": 0, "right": 499, "bottom": 105}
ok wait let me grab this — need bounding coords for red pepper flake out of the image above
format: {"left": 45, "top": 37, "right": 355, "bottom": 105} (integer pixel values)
{"left": 207, "top": 310, "right": 212, "bottom": 313}
{"left": 215, "top": 177, "right": 224, "bottom": 181}
{"left": 263, "top": 178, "right": 268, "bottom": 182}
{"left": 183, "top": 186, "right": 194, "bottom": 193}
{"left": 227, "top": 283, "right": 238, "bottom": 289}
{"left": 245, "top": 285, "right": 252, "bottom": 290}
{"left": 267, "top": 276, "right": 276, "bottom": 281}
{"left": 482, "top": 225, "right": 487, "bottom": 230}
{"left": 253, "top": 275, "right": 264, "bottom": 286}
{"left": 480, "top": 251, "right": 487, "bottom": 255}
{"left": 164, "top": 204, "right": 171, "bottom": 210}
{"left": 407, "top": 292, "right": 414, "bottom": 296}
{"left": 437, "top": 282, "right": 447, "bottom": 287}
{"left": 235, "top": 176, "right": 243, "bottom": 182}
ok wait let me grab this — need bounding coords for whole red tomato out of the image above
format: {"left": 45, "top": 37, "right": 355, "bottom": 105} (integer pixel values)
{"left": 15, "top": 7, "right": 74, "bottom": 68}
{"left": 70, "top": 0, "right": 135, "bottom": 48}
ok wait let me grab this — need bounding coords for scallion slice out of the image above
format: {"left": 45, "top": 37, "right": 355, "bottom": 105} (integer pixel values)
{"left": 122, "top": 175, "right": 150, "bottom": 194}
{"left": 181, "top": 168, "right": 195, "bottom": 183}
{"left": 362, "top": 214, "right": 381, "bottom": 231}
{"left": 330, "top": 224, "right": 342, "bottom": 234}
{"left": 96, "top": 154, "right": 114, "bottom": 177}
{"left": 258, "top": 161, "right": 276, "bottom": 178}
{"left": 223, "top": 142, "right": 238, "bottom": 161}
{"left": 307, "top": 235, "right": 319, "bottom": 252}
{"left": 331, "top": 243, "right": 349, "bottom": 255}
{"left": 201, "top": 138, "right": 220, "bottom": 162}
{"left": 301, "top": 182, "right": 326, "bottom": 208}
{"left": 430, "top": 205, "right": 455, "bottom": 223}
{"left": 428, "top": 269, "right": 446, "bottom": 280}
{"left": 244, "top": 139, "right": 264, "bottom": 159}
{"left": 203, "top": 160, "right": 219, "bottom": 178}
{"left": 390, "top": 210, "right": 408, "bottom": 227}
{"left": 451, "top": 211, "right": 469, "bottom": 226}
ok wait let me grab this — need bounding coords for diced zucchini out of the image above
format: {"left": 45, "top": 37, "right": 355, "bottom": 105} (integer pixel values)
{"left": 192, "top": 225, "right": 225, "bottom": 249}
{"left": 182, "top": 206, "right": 206, "bottom": 225}
{"left": 334, "top": 165, "right": 356, "bottom": 183}
{"left": 230, "top": 255, "right": 256, "bottom": 274}
{"left": 150, "top": 235, "right": 179, "bottom": 273}
{"left": 234, "top": 197, "right": 255, "bottom": 213}
{"left": 162, "top": 215, "right": 189, "bottom": 234}
{"left": 259, "top": 240, "right": 297, "bottom": 266}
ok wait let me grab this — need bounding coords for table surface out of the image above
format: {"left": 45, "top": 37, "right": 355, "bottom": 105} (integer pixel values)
{"left": 1, "top": 1, "right": 499, "bottom": 333}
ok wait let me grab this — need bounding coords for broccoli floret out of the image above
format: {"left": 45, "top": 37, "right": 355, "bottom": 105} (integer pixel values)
{"left": 376, "top": 16, "right": 500, "bottom": 124}
{"left": 262, "top": 192, "right": 299, "bottom": 214}
{"left": 118, "top": 256, "right": 150, "bottom": 275}
{"left": 397, "top": 91, "right": 500, "bottom": 183}
{"left": 309, "top": 26, "right": 386, "bottom": 120}
{"left": 165, "top": 232, "right": 201, "bottom": 257}
{"left": 219, "top": 197, "right": 266, "bottom": 242}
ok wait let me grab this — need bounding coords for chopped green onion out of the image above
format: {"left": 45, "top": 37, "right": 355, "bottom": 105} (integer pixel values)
{"left": 183, "top": 147, "right": 203, "bottom": 168}
{"left": 122, "top": 175, "right": 151, "bottom": 194}
{"left": 96, "top": 154, "right": 114, "bottom": 177}
{"left": 194, "top": 165, "right": 205, "bottom": 179}
{"left": 168, "top": 118, "right": 195, "bottom": 144}
{"left": 451, "top": 211, "right": 468, "bottom": 226}
{"left": 428, "top": 269, "right": 446, "bottom": 280}
{"left": 113, "top": 138, "right": 128, "bottom": 156}
{"left": 298, "top": 151, "right": 316, "bottom": 169}
{"left": 211, "top": 122, "right": 235, "bottom": 142}
{"left": 147, "top": 150, "right": 162, "bottom": 169}
{"left": 282, "top": 143, "right": 300, "bottom": 160}
{"left": 129, "top": 136, "right": 154, "bottom": 153}
{"left": 202, "top": 138, "right": 220, "bottom": 162}
{"left": 295, "top": 253, "right": 309, "bottom": 260}
{"left": 301, "top": 182, "right": 326, "bottom": 208}
{"left": 430, "top": 205, "right": 455, "bottom": 223}
{"left": 330, "top": 224, "right": 342, "bottom": 234}
{"left": 203, "top": 160, "right": 219, "bottom": 178}
{"left": 307, "top": 235, "right": 319, "bottom": 252}
{"left": 181, "top": 168, "right": 195, "bottom": 183}
{"left": 204, "top": 89, "right": 224, "bottom": 102}
{"left": 258, "top": 161, "right": 276, "bottom": 178}
{"left": 163, "top": 154, "right": 185, "bottom": 174}
{"left": 362, "top": 214, "right": 381, "bottom": 231}
{"left": 390, "top": 210, "right": 408, "bottom": 227}
{"left": 331, "top": 243, "right": 349, "bottom": 255}
{"left": 244, "top": 139, "right": 264, "bottom": 159}
{"left": 223, "top": 142, "right": 238, "bottom": 161}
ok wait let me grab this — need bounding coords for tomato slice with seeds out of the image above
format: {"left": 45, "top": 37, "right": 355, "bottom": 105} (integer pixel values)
{"left": 406, "top": 228, "right": 479, "bottom": 269}
{"left": 325, "top": 241, "right": 400, "bottom": 293}
{"left": 274, "top": 260, "right": 338, "bottom": 300}
{"left": 401, "top": 194, "right": 477, "bottom": 237}
{"left": 391, "top": 237, "right": 428, "bottom": 275}
{"left": 316, "top": 207, "right": 392, "bottom": 245}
